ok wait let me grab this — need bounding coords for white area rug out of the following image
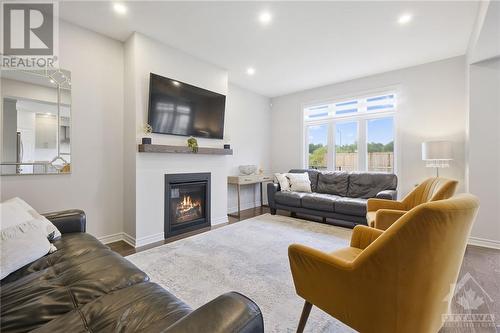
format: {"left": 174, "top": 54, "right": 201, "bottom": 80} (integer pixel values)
{"left": 127, "top": 214, "right": 357, "bottom": 332}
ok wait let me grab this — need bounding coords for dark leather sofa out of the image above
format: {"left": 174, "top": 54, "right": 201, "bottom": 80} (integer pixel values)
{"left": 268, "top": 169, "right": 397, "bottom": 227}
{"left": 0, "top": 210, "right": 264, "bottom": 333}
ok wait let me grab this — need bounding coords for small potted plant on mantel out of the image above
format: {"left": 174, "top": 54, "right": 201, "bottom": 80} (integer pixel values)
{"left": 142, "top": 124, "right": 153, "bottom": 144}
{"left": 187, "top": 136, "right": 198, "bottom": 153}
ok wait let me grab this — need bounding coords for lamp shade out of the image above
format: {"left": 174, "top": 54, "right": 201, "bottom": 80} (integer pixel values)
{"left": 422, "top": 141, "right": 453, "bottom": 160}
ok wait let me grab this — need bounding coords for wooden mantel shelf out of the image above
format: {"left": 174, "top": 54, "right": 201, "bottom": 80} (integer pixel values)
{"left": 138, "top": 144, "right": 233, "bottom": 155}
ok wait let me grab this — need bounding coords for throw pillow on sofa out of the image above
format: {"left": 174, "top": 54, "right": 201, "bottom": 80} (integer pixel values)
{"left": 0, "top": 198, "right": 59, "bottom": 280}
{"left": 287, "top": 172, "right": 312, "bottom": 192}
{"left": 0, "top": 227, "right": 54, "bottom": 279}
{"left": 1, "top": 197, "right": 61, "bottom": 240}
{"left": 275, "top": 173, "right": 291, "bottom": 191}
{"left": 0, "top": 199, "right": 34, "bottom": 227}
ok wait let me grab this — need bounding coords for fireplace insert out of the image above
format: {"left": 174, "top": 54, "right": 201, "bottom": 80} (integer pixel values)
{"left": 165, "top": 173, "right": 211, "bottom": 238}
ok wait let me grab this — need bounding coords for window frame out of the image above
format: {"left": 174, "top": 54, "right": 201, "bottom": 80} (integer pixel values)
{"left": 303, "top": 88, "right": 399, "bottom": 174}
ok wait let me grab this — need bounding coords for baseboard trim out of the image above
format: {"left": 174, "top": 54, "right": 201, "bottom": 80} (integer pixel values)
{"left": 212, "top": 215, "right": 229, "bottom": 225}
{"left": 468, "top": 236, "right": 500, "bottom": 250}
{"left": 135, "top": 232, "right": 164, "bottom": 248}
{"left": 98, "top": 233, "right": 125, "bottom": 244}
{"left": 97, "top": 217, "right": 231, "bottom": 248}
{"left": 98, "top": 232, "right": 136, "bottom": 247}
{"left": 122, "top": 232, "right": 136, "bottom": 247}
{"left": 228, "top": 200, "right": 265, "bottom": 214}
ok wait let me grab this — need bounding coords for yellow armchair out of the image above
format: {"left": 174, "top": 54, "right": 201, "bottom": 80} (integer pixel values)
{"left": 367, "top": 177, "right": 458, "bottom": 230}
{"left": 289, "top": 194, "right": 479, "bottom": 333}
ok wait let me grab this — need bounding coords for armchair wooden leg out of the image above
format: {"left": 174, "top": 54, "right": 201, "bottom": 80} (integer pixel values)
{"left": 297, "top": 301, "right": 312, "bottom": 333}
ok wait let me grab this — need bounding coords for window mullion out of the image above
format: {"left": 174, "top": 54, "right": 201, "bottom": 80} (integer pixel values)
{"left": 304, "top": 124, "right": 309, "bottom": 168}
{"left": 358, "top": 119, "right": 367, "bottom": 171}
{"left": 327, "top": 121, "right": 335, "bottom": 170}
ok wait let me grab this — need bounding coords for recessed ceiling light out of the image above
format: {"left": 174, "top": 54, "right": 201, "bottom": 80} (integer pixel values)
{"left": 113, "top": 3, "right": 128, "bottom": 15}
{"left": 172, "top": 81, "right": 180, "bottom": 86}
{"left": 398, "top": 13, "right": 413, "bottom": 25}
{"left": 246, "top": 67, "right": 256, "bottom": 76}
{"left": 50, "top": 79, "right": 55, "bottom": 84}
{"left": 259, "top": 11, "right": 272, "bottom": 25}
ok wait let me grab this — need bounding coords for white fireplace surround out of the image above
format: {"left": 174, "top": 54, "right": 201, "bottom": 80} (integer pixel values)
{"left": 122, "top": 32, "right": 271, "bottom": 247}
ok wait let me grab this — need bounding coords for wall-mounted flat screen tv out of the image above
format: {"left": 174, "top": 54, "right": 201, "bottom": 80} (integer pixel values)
{"left": 148, "top": 73, "right": 226, "bottom": 139}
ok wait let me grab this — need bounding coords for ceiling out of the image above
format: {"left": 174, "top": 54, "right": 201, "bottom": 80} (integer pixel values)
{"left": 59, "top": 1, "right": 480, "bottom": 97}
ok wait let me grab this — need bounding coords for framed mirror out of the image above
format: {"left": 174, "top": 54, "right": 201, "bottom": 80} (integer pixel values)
{"left": 1, "top": 69, "right": 71, "bottom": 175}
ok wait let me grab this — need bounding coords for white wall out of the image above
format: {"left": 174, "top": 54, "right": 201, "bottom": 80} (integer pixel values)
{"left": 468, "top": 1, "right": 500, "bottom": 64}
{"left": 1, "top": 21, "right": 125, "bottom": 241}
{"left": 123, "top": 31, "right": 137, "bottom": 241}
{"left": 125, "top": 33, "right": 271, "bottom": 246}
{"left": 465, "top": 1, "right": 500, "bottom": 249}
{"left": 468, "top": 58, "right": 500, "bottom": 248}
{"left": 270, "top": 56, "right": 467, "bottom": 198}
{"left": 225, "top": 84, "right": 271, "bottom": 212}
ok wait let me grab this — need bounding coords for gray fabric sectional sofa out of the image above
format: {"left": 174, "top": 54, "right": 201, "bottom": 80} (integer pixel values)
{"left": 267, "top": 169, "right": 397, "bottom": 227}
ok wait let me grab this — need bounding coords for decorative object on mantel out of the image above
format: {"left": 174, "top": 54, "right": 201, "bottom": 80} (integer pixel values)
{"left": 141, "top": 124, "right": 153, "bottom": 144}
{"left": 239, "top": 165, "right": 257, "bottom": 175}
{"left": 138, "top": 144, "right": 233, "bottom": 155}
{"left": 422, "top": 140, "right": 453, "bottom": 177}
{"left": 258, "top": 167, "right": 264, "bottom": 175}
{"left": 187, "top": 136, "right": 199, "bottom": 153}
{"left": 223, "top": 136, "right": 231, "bottom": 150}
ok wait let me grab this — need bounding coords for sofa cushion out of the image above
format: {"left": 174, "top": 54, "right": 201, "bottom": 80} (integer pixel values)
{"left": 0, "top": 233, "right": 149, "bottom": 333}
{"left": 30, "top": 282, "right": 192, "bottom": 333}
{"left": 347, "top": 172, "right": 397, "bottom": 199}
{"left": 317, "top": 171, "right": 349, "bottom": 196}
{"left": 301, "top": 193, "right": 339, "bottom": 212}
{"left": 274, "top": 191, "right": 307, "bottom": 208}
{"left": 289, "top": 169, "right": 320, "bottom": 192}
{"left": 335, "top": 197, "right": 368, "bottom": 217}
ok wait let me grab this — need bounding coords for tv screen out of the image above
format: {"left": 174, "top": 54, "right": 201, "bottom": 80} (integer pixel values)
{"left": 148, "top": 73, "right": 226, "bottom": 139}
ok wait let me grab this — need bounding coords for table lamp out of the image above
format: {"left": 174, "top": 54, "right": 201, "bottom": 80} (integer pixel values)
{"left": 422, "top": 141, "right": 453, "bottom": 177}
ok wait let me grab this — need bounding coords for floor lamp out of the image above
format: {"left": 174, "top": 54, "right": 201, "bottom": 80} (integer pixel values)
{"left": 422, "top": 141, "right": 453, "bottom": 177}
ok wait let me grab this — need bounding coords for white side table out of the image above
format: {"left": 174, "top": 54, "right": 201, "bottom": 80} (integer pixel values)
{"left": 228, "top": 174, "right": 273, "bottom": 218}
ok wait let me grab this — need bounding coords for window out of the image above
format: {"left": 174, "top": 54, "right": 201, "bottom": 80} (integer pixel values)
{"left": 304, "top": 92, "right": 396, "bottom": 173}
{"left": 367, "top": 117, "right": 394, "bottom": 172}
{"left": 307, "top": 124, "right": 329, "bottom": 170}
{"left": 335, "top": 121, "right": 358, "bottom": 171}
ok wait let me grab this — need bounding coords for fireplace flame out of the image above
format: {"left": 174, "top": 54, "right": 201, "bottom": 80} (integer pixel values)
{"left": 182, "top": 195, "right": 192, "bottom": 207}
{"left": 177, "top": 195, "right": 201, "bottom": 218}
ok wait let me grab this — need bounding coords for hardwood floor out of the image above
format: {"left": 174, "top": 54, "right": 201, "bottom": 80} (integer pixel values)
{"left": 109, "top": 206, "right": 500, "bottom": 327}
